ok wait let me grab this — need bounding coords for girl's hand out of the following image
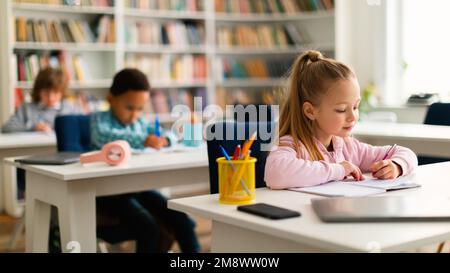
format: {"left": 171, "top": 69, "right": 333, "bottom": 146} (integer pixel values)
{"left": 35, "top": 122, "right": 52, "bottom": 133}
{"left": 144, "top": 135, "right": 169, "bottom": 150}
{"left": 370, "top": 160, "right": 402, "bottom": 180}
{"left": 340, "top": 161, "right": 364, "bottom": 181}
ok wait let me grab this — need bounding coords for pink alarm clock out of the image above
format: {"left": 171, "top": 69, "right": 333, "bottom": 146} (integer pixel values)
{"left": 80, "top": 140, "right": 131, "bottom": 166}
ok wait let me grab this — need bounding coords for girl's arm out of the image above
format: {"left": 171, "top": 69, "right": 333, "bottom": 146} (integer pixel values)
{"left": 264, "top": 144, "right": 346, "bottom": 189}
{"left": 350, "top": 138, "right": 418, "bottom": 176}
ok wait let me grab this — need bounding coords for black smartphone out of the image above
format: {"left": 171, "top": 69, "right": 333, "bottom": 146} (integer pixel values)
{"left": 237, "top": 203, "right": 301, "bottom": 220}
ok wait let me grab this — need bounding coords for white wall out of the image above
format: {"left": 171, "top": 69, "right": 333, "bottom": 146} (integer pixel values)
{"left": 336, "top": 0, "right": 388, "bottom": 96}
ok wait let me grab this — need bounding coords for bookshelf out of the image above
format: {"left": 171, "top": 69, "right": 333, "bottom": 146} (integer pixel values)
{"left": 213, "top": 0, "right": 336, "bottom": 108}
{"left": 0, "top": 0, "right": 338, "bottom": 125}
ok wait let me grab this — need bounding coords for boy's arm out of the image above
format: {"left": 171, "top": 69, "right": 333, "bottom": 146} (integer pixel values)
{"left": 91, "top": 113, "right": 146, "bottom": 150}
{"left": 147, "top": 123, "right": 178, "bottom": 147}
{"left": 162, "top": 130, "right": 178, "bottom": 147}
{"left": 1, "top": 105, "right": 33, "bottom": 133}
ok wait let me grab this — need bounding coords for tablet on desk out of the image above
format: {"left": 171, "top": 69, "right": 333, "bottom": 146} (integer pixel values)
{"left": 15, "top": 152, "right": 81, "bottom": 165}
{"left": 312, "top": 196, "right": 450, "bottom": 222}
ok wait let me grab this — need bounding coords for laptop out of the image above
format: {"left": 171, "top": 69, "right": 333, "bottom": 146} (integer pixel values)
{"left": 312, "top": 196, "right": 450, "bottom": 222}
{"left": 15, "top": 152, "right": 81, "bottom": 165}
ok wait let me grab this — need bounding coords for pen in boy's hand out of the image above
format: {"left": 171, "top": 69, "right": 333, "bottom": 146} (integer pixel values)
{"left": 154, "top": 115, "right": 160, "bottom": 137}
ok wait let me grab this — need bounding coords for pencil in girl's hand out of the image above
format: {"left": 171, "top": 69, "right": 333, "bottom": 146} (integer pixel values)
{"left": 382, "top": 144, "right": 397, "bottom": 160}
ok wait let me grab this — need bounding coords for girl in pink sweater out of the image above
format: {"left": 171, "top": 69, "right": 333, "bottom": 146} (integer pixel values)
{"left": 264, "top": 50, "right": 417, "bottom": 189}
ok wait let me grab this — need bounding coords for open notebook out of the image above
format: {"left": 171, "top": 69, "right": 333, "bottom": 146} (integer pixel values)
{"left": 289, "top": 174, "right": 420, "bottom": 197}
{"left": 131, "top": 142, "right": 206, "bottom": 155}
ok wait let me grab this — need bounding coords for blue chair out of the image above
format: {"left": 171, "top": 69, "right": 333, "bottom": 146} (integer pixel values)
{"left": 418, "top": 103, "right": 450, "bottom": 165}
{"left": 206, "top": 121, "right": 276, "bottom": 194}
{"left": 52, "top": 115, "right": 174, "bottom": 252}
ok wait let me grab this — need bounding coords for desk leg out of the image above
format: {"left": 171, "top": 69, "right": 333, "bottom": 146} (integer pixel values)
{"left": 0, "top": 160, "right": 4, "bottom": 213}
{"left": 57, "top": 182, "right": 97, "bottom": 253}
{"left": 25, "top": 182, "right": 51, "bottom": 253}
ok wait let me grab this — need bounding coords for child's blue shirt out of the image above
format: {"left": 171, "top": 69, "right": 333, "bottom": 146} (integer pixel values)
{"left": 91, "top": 110, "right": 177, "bottom": 150}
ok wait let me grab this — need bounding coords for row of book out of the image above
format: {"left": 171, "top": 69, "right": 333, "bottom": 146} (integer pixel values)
{"left": 215, "top": 0, "right": 334, "bottom": 13}
{"left": 217, "top": 23, "right": 310, "bottom": 48}
{"left": 216, "top": 58, "right": 292, "bottom": 80}
{"left": 147, "top": 88, "right": 207, "bottom": 114}
{"left": 15, "top": 16, "right": 115, "bottom": 43}
{"left": 125, "top": 54, "right": 207, "bottom": 83}
{"left": 125, "top": 0, "right": 204, "bottom": 11}
{"left": 125, "top": 21, "right": 204, "bottom": 46}
{"left": 216, "top": 88, "right": 277, "bottom": 110}
{"left": 14, "top": 52, "right": 92, "bottom": 82}
{"left": 13, "top": 0, "right": 114, "bottom": 7}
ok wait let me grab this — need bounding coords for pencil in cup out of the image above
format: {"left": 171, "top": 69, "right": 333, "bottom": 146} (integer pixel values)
{"left": 229, "top": 151, "right": 253, "bottom": 196}
{"left": 217, "top": 155, "right": 257, "bottom": 204}
{"left": 219, "top": 145, "right": 251, "bottom": 196}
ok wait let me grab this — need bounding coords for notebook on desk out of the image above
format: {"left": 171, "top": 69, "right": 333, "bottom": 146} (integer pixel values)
{"left": 289, "top": 175, "right": 420, "bottom": 197}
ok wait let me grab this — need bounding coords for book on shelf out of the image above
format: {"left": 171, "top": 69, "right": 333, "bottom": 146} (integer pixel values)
{"left": 216, "top": 87, "right": 277, "bottom": 110}
{"left": 126, "top": 21, "right": 204, "bottom": 46}
{"left": 13, "top": 0, "right": 114, "bottom": 7}
{"left": 217, "top": 24, "right": 311, "bottom": 48}
{"left": 216, "top": 58, "right": 292, "bottom": 80}
{"left": 73, "top": 91, "right": 109, "bottom": 114}
{"left": 125, "top": 54, "right": 207, "bottom": 83}
{"left": 124, "top": 0, "right": 204, "bottom": 12}
{"left": 15, "top": 16, "right": 113, "bottom": 43}
{"left": 148, "top": 88, "right": 207, "bottom": 115}
{"left": 14, "top": 51, "right": 92, "bottom": 83}
{"left": 215, "top": 0, "right": 334, "bottom": 14}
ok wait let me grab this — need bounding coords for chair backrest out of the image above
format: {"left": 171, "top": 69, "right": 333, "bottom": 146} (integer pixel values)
{"left": 418, "top": 103, "right": 450, "bottom": 165}
{"left": 54, "top": 115, "right": 91, "bottom": 152}
{"left": 424, "top": 103, "right": 450, "bottom": 126}
{"left": 206, "top": 121, "right": 276, "bottom": 194}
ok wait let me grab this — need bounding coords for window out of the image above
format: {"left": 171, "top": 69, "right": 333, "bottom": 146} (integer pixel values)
{"left": 401, "top": 0, "right": 450, "bottom": 100}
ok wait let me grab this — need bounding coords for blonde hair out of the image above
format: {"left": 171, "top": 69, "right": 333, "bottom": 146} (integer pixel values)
{"left": 279, "top": 50, "right": 356, "bottom": 161}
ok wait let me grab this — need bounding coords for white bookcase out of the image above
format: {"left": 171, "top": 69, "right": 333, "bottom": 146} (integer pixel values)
{"left": 0, "top": 0, "right": 339, "bottom": 125}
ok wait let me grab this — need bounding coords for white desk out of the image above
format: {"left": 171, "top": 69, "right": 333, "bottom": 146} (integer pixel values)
{"left": 169, "top": 162, "right": 450, "bottom": 253}
{"left": 353, "top": 122, "right": 450, "bottom": 157}
{"left": 4, "top": 149, "right": 209, "bottom": 253}
{"left": 0, "top": 132, "right": 56, "bottom": 215}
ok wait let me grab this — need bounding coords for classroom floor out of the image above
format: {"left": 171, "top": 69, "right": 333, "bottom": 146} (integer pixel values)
{"left": 0, "top": 214, "right": 212, "bottom": 253}
{"left": 0, "top": 186, "right": 212, "bottom": 253}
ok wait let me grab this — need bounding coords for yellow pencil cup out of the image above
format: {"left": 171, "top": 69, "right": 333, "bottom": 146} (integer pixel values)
{"left": 217, "top": 157, "right": 257, "bottom": 205}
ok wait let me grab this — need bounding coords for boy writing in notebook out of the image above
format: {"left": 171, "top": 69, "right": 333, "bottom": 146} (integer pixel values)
{"left": 91, "top": 68, "right": 199, "bottom": 252}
